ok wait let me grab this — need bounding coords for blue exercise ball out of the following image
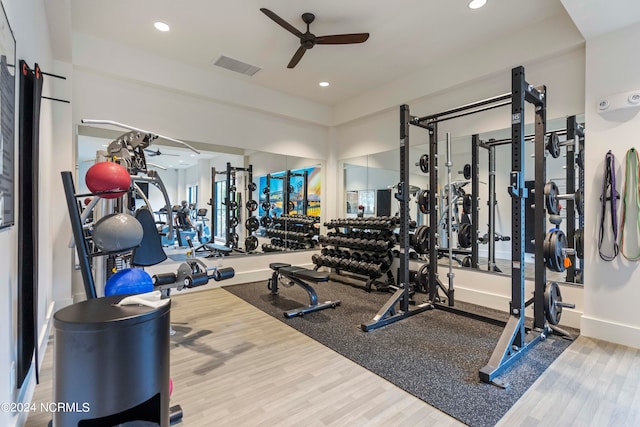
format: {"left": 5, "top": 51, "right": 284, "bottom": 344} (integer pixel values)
{"left": 105, "top": 268, "right": 154, "bottom": 296}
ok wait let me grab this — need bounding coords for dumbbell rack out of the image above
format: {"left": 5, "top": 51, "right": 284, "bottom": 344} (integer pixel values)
{"left": 314, "top": 217, "right": 397, "bottom": 292}
{"left": 262, "top": 214, "right": 319, "bottom": 252}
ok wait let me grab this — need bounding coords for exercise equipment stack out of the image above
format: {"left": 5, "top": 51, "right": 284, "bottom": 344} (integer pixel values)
{"left": 313, "top": 216, "right": 397, "bottom": 291}
{"left": 542, "top": 115, "right": 585, "bottom": 283}
{"left": 210, "top": 162, "right": 256, "bottom": 252}
{"left": 262, "top": 214, "right": 319, "bottom": 252}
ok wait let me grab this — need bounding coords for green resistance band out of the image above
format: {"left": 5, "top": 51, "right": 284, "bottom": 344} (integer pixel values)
{"left": 621, "top": 147, "right": 640, "bottom": 261}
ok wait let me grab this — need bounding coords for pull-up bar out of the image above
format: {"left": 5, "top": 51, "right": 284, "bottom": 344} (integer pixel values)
{"left": 415, "top": 92, "right": 512, "bottom": 123}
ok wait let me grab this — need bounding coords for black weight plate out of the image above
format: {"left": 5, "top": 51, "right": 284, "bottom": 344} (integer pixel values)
{"left": 247, "top": 182, "right": 257, "bottom": 192}
{"left": 418, "top": 189, "right": 430, "bottom": 214}
{"left": 245, "top": 236, "right": 258, "bottom": 252}
{"left": 544, "top": 281, "right": 563, "bottom": 325}
{"left": 544, "top": 181, "right": 560, "bottom": 215}
{"left": 458, "top": 223, "right": 472, "bottom": 249}
{"left": 462, "top": 256, "right": 472, "bottom": 267}
{"left": 245, "top": 216, "right": 260, "bottom": 232}
{"left": 419, "top": 154, "right": 429, "bottom": 174}
{"left": 462, "top": 194, "right": 472, "bottom": 215}
{"left": 575, "top": 189, "right": 584, "bottom": 217}
{"left": 229, "top": 216, "right": 239, "bottom": 228}
{"left": 576, "top": 148, "right": 584, "bottom": 169}
{"left": 575, "top": 228, "right": 584, "bottom": 259}
{"left": 463, "top": 163, "right": 471, "bottom": 180}
{"left": 263, "top": 187, "right": 270, "bottom": 195}
{"left": 546, "top": 132, "right": 561, "bottom": 159}
{"left": 261, "top": 201, "right": 270, "bottom": 211}
{"left": 417, "top": 263, "right": 429, "bottom": 291}
{"left": 246, "top": 200, "right": 258, "bottom": 212}
{"left": 260, "top": 215, "right": 272, "bottom": 227}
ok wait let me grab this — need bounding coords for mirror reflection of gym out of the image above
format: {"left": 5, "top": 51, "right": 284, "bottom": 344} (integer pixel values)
{"left": 77, "top": 126, "right": 323, "bottom": 260}
{"left": 340, "top": 115, "right": 585, "bottom": 285}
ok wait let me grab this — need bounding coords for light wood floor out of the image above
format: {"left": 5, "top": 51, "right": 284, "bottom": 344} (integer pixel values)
{"left": 25, "top": 288, "right": 640, "bottom": 427}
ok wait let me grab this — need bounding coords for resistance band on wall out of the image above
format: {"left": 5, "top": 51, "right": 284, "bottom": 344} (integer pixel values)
{"left": 599, "top": 150, "right": 619, "bottom": 261}
{"left": 620, "top": 148, "right": 640, "bottom": 261}
{"left": 17, "top": 60, "right": 43, "bottom": 388}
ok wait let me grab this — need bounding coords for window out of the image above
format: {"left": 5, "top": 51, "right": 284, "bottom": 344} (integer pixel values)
{"left": 214, "top": 180, "right": 226, "bottom": 238}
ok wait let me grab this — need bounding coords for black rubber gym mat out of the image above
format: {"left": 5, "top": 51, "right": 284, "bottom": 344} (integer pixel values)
{"left": 224, "top": 279, "right": 578, "bottom": 427}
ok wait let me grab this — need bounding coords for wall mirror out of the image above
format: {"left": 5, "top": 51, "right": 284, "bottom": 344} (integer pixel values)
{"left": 76, "top": 125, "right": 323, "bottom": 264}
{"left": 341, "top": 115, "right": 584, "bottom": 285}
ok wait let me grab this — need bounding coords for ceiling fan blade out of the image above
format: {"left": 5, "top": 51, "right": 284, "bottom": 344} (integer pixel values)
{"left": 287, "top": 46, "right": 307, "bottom": 69}
{"left": 316, "top": 33, "right": 370, "bottom": 45}
{"left": 260, "top": 8, "right": 303, "bottom": 38}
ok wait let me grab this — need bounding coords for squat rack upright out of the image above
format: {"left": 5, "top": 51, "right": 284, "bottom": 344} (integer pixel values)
{"left": 362, "top": 65, "right": 557, "bottom": 385}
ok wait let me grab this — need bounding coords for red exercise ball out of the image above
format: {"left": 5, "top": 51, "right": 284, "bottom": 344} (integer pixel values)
{"left": 85, "top": 161, "right": 130, "bottom": 199}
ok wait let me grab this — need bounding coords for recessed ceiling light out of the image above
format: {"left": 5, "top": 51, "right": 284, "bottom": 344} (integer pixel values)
{"left": 190, "top": 154, "right": 196, "bottom": 157}
{"left": 468, "top": 0, "right": 487, "bottom": 9}
{"left": 154, "top": 21, "right": 170, "bottom": 32}
{"left": 319, "top": 81, "right": 330, "bottom": 87}
{"left": 168, "top": 164, "right": 173, "bottom": 168}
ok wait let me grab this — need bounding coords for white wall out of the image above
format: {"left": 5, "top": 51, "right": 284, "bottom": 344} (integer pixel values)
{"left": 582, "top": 22, "right": 640, "bottom": 348}
{"left": 0, "top": 1, "right": 64, "bottom": 426}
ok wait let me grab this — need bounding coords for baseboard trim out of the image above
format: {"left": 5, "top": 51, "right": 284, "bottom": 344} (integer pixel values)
{"left": 581, "top": 315, "right": 640, "bottom": 349}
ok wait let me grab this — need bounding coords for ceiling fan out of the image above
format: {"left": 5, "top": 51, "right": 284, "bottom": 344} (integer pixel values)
{"left": 144, "top": 148, "right": 179, "bottom": 157}
{"left": 260, "top": 8, "right": 369, "bottom": 69}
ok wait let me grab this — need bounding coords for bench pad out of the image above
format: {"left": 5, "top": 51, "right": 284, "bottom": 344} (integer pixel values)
{"left": 280, "top": 266, "right": 329, "bottom": 282}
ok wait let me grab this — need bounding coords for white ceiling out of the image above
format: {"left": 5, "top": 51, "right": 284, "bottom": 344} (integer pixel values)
{"left": 69, "top": 0, "right": 570, "bottom": 106}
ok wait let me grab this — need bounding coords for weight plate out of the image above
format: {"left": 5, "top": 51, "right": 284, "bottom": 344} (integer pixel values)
{"left": 544, "top": 229, "right": 567, "bottom": 272}
{"left": 263, "top": 187, "right": 270, "bottom": 195}
{"left": 246, "top": 216, "right": 260, "bottom": 232}
{"left": 246, "top": 200, "right": 258, "bottom": 212}
{"left": 229, "top": 216, "right": 239, "bottom": 228}
{"left": 463, "top": 163, "right": 471, "bottom": 180}
{"left": 544, "top": 181, "right": 560, "bottom": 215}
{"left": 576, "top": 148, "right": 584, "bottom": 169}
{"left": 458, "top": 223, "right": 472, "bottom": 249}
{"left": 546, "top": 132, "right": 561, "bottom": 159}
{"left": 462, "top": 194, "right": 472, "bottom": 215}
{"left": 417, "top": 262, "right": 429, "bottom": 291}
{"left": 245, "top": 236, "right": 258, "bottom": 252}
{"left": 575, "top": 189, "right": 584, "bottom": 217}
{"left": 418, "top": 189, "right": 430, "bottom": 214}
{"left": 575, "top": 228, "right": 584, "bottom": 259}
{"left": 462, "top": 256, "right": 472, "bottom": 268}
{"left": 544, "top": 281, "right": 563, "bottom": 325}
{"left": 419, "top": 154, "right": 429, "bottom": 174}
{"left": 247, "top": 182, "right": 257, "bottom": 192}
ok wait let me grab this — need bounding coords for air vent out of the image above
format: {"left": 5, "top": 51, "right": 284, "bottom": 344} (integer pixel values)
{"left": 212, "top": 55, "right": 261, "bottom": 76}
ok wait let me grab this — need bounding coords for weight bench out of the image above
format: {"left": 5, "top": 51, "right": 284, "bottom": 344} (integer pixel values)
{"left": 268, "top": 263, "right": 341, "bottom": 318}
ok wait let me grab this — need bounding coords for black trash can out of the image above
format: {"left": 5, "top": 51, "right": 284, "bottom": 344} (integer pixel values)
{"left": 52, "top": 295, "right": 170, "bottom": 427}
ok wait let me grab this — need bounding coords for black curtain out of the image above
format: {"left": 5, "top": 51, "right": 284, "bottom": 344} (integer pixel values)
{"left": 17, "top": 60, "right": 43, "bottom": 388}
